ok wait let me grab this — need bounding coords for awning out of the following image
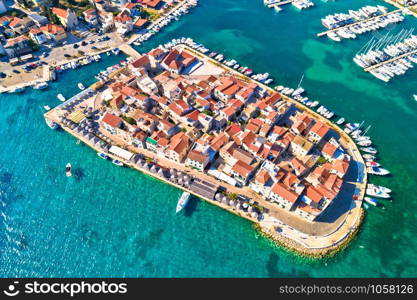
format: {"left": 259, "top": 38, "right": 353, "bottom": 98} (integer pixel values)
{"left": 68, "top": 111, "right": 86, "bottom": 123}
{"left": 109, "top": 146, "right": 134, "bottom": 161}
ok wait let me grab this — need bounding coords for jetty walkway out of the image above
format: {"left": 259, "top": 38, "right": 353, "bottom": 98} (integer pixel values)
{"left": 317, "top": 8, "right": 403, "bottom": 37}
{"left": 382, "top": 1, "right": 417, "bottom": 18}
{"left": 364, "top": 48, "right": 417, "bottom": 71}
{"left": 266, "top": 0, "right": 293, "bottom": 9}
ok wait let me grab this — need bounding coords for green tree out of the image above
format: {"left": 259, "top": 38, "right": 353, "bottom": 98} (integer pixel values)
{"left": 228, "top": 193, "right": 238, "bottom": 200}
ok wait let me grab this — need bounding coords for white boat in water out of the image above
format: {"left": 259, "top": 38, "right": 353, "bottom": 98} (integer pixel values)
{"left": 358, "top": 140, "right": 372, "bottom": 147}
{"left": 98, "top": 152, "right": 109, "bottom": 160}
{"left": 336, "top": 117, "right": 345, "bottom": 125}
{"left": 364, "top": 196, "right": 379, "bottom": 207}
{"left": 45, "top": 118, "right": 59, "bottom": 129}
{"left": 367, "top": 166, "right": 390, "bottom": 176}
{"left": 112, "top": 159, "right": 123, "bottom": 167}
{"left": 33, "top": 82, "right": 48, "bottom": 90}
{"left": 57, "top": 94, "right": 66, "bottom": 102}
{"left": 361, "top": 147, "right": 377, "bottom": 154}
{"left": 367, "top": 183, "right": 392, "bottom": 194}
{"left": 66, "top": 163, "right": 72, "bottom": 177}
{"left": 365, "top": 161, "right": 380, "bottom": 167}
{"left": 414, "top": 94, "right": 417, "bottom": 101}
{"left": 43, "top": 105, "right": 51, "bottom": 111}
{"left": 8, "top": 87, "right": 24, "bottom": 93}
{"left": 176, "top": 192, "right": 190, "bottom": 213}
{"left": 78, "top": 83, "right": 85, "bottom": 90}
{"left": 366, "top": 187, "right": 390, "bottom": 199}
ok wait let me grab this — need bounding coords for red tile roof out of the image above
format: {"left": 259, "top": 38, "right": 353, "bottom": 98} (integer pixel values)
{"left": 309, "top": 121, "right": 330, "bottom": 138}
{"left": 331, "top": 159, "right": 350, "bottom": 177}
{"left": 52, "top": 7, "right": 69, "bottom": 19}
{"left": 271, "top": 183, "right": 299, "bottom": 203}
{"left": 40, "top": 24, "right": 65, "bottom": 35}
{"left": 9, "top": 17, "right": 22, "bottom": 28}
{"left": 102, "top": 113, "right": 123, "bottom": 128}
{"left": 131, "top": 55, "right": 150, "bottom": 68}
{"left": 304, "top": 185, "right": 323, "bottom": 204}
{"left": 322, "top": 142, "right": 337, "bottom": 158}
{"left": 232, "top": 160, "right": 254, "bottom": 178}
{"left": 255, "top": 169, "right": 271, "bottom": 185}
{"left": 134, "top": 18, "right": 149, "bottom": 27}
{"left": 187, "top": 150, "right": 209, "bottom": 163}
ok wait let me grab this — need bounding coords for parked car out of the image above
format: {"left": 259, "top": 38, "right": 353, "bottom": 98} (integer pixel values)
{"left": 81, "top": 41, "right": 87, "bottom": 46}
{"left": 73, "top": 43, "right": 79, "bottom": 49}
{"left": 64, "top": 54, "right": 71, "bottom": 58}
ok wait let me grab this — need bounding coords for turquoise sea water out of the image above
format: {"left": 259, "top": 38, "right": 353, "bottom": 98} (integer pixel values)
{"left": 1, "top": 0, "right": 417, "bottom": 277}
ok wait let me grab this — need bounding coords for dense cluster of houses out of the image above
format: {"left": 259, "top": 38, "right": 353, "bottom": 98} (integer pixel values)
{"left": 81, "top": 0, "right": 176, "bottom": 35}
{"left": 96, "top": 46, "right": 351, "bottom": 222}
{"left": 0, "top": 0, "right": 177, "bottom": 59}
{"left": 0, "top": 4, "right": 73, "bottom": 58}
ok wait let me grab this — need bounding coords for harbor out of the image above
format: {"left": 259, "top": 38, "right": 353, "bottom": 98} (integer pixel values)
{"left": 317, "top": 5, "right": 409, "bottom": 40}
{"left": 352, "top": 29, "right": 417, "bottom": 81}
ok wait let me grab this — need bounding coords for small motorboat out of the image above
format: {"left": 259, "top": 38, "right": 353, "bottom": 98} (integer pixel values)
{"left": 367, "top": 184, "right": 392, "bottom": 194}
{"left": 367, "top": 167, "right": 390, "bottom": 176}
{"left": 358, "top": 140, "right": 372, "bottom": 147}
{"left": 43, "top": 105, "right": 51, "bottom": 111}
{"left": 361, "top": 147, "right": 377, "bottom": 154}
{"left": 97, "top": 152, "right": 109, "bottom": 160}
{"left": 45, "top": 118, "right": 59, "bottom": 129}
{"left": 112, "top": 159, "right": 123, "bottom": 167}
{"left": 66, "top": 163, "right": 72, "bottom": 177}
{"left": 33, "top": 82, "right": 48, "bottom": 90}
{"left": 57, "top": 94, "right": 66, "bottom": 102}
{"left": 8, "top": 87, "right": 24, "bottom": 93}
{"left": 364, "top": 196, "right": 378, "bottom": 207}
{"left": 336, "top": 117, "right": 345, "bottom": 125}
{"left": 78, "top": 83, "right": 85, "bottom": 90}
{"left": 363, "top": 154, "right": 376, "bottom": 161}
{"left": 365, "top": 161, "right": 380, "bottom": 167}
{"left": 366, "top": 187, "right": 390, "bottom": 199}
{"left": 414, "top": 94, "right": 417, "bottom": 101}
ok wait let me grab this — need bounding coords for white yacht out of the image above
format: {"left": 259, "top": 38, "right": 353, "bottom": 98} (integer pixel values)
{"left": 176, "top": 192, "right": 190, "bottom": 213}
{"left": 57, "top": 94, "right": 66, "bottom": 102}
{"left": 367, "top": 183, "right": 392, "bottom": 194}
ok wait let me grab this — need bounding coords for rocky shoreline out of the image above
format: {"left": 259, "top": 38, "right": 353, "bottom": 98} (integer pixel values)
{"left": 256, "top": 208, "right": 365, "bottom": 259}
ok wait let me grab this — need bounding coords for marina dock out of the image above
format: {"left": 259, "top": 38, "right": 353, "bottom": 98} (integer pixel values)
{"left": 382, "top": 1, "right": 417, "bottom": 18}
{"left": 364, "top": 48, "right": 417, "bottom": 72}
{"left": 119, "top": 44, "right": 142, "bottom": 59}
{"left": 317, "top": 8, "right": 403, "bottom": 37}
